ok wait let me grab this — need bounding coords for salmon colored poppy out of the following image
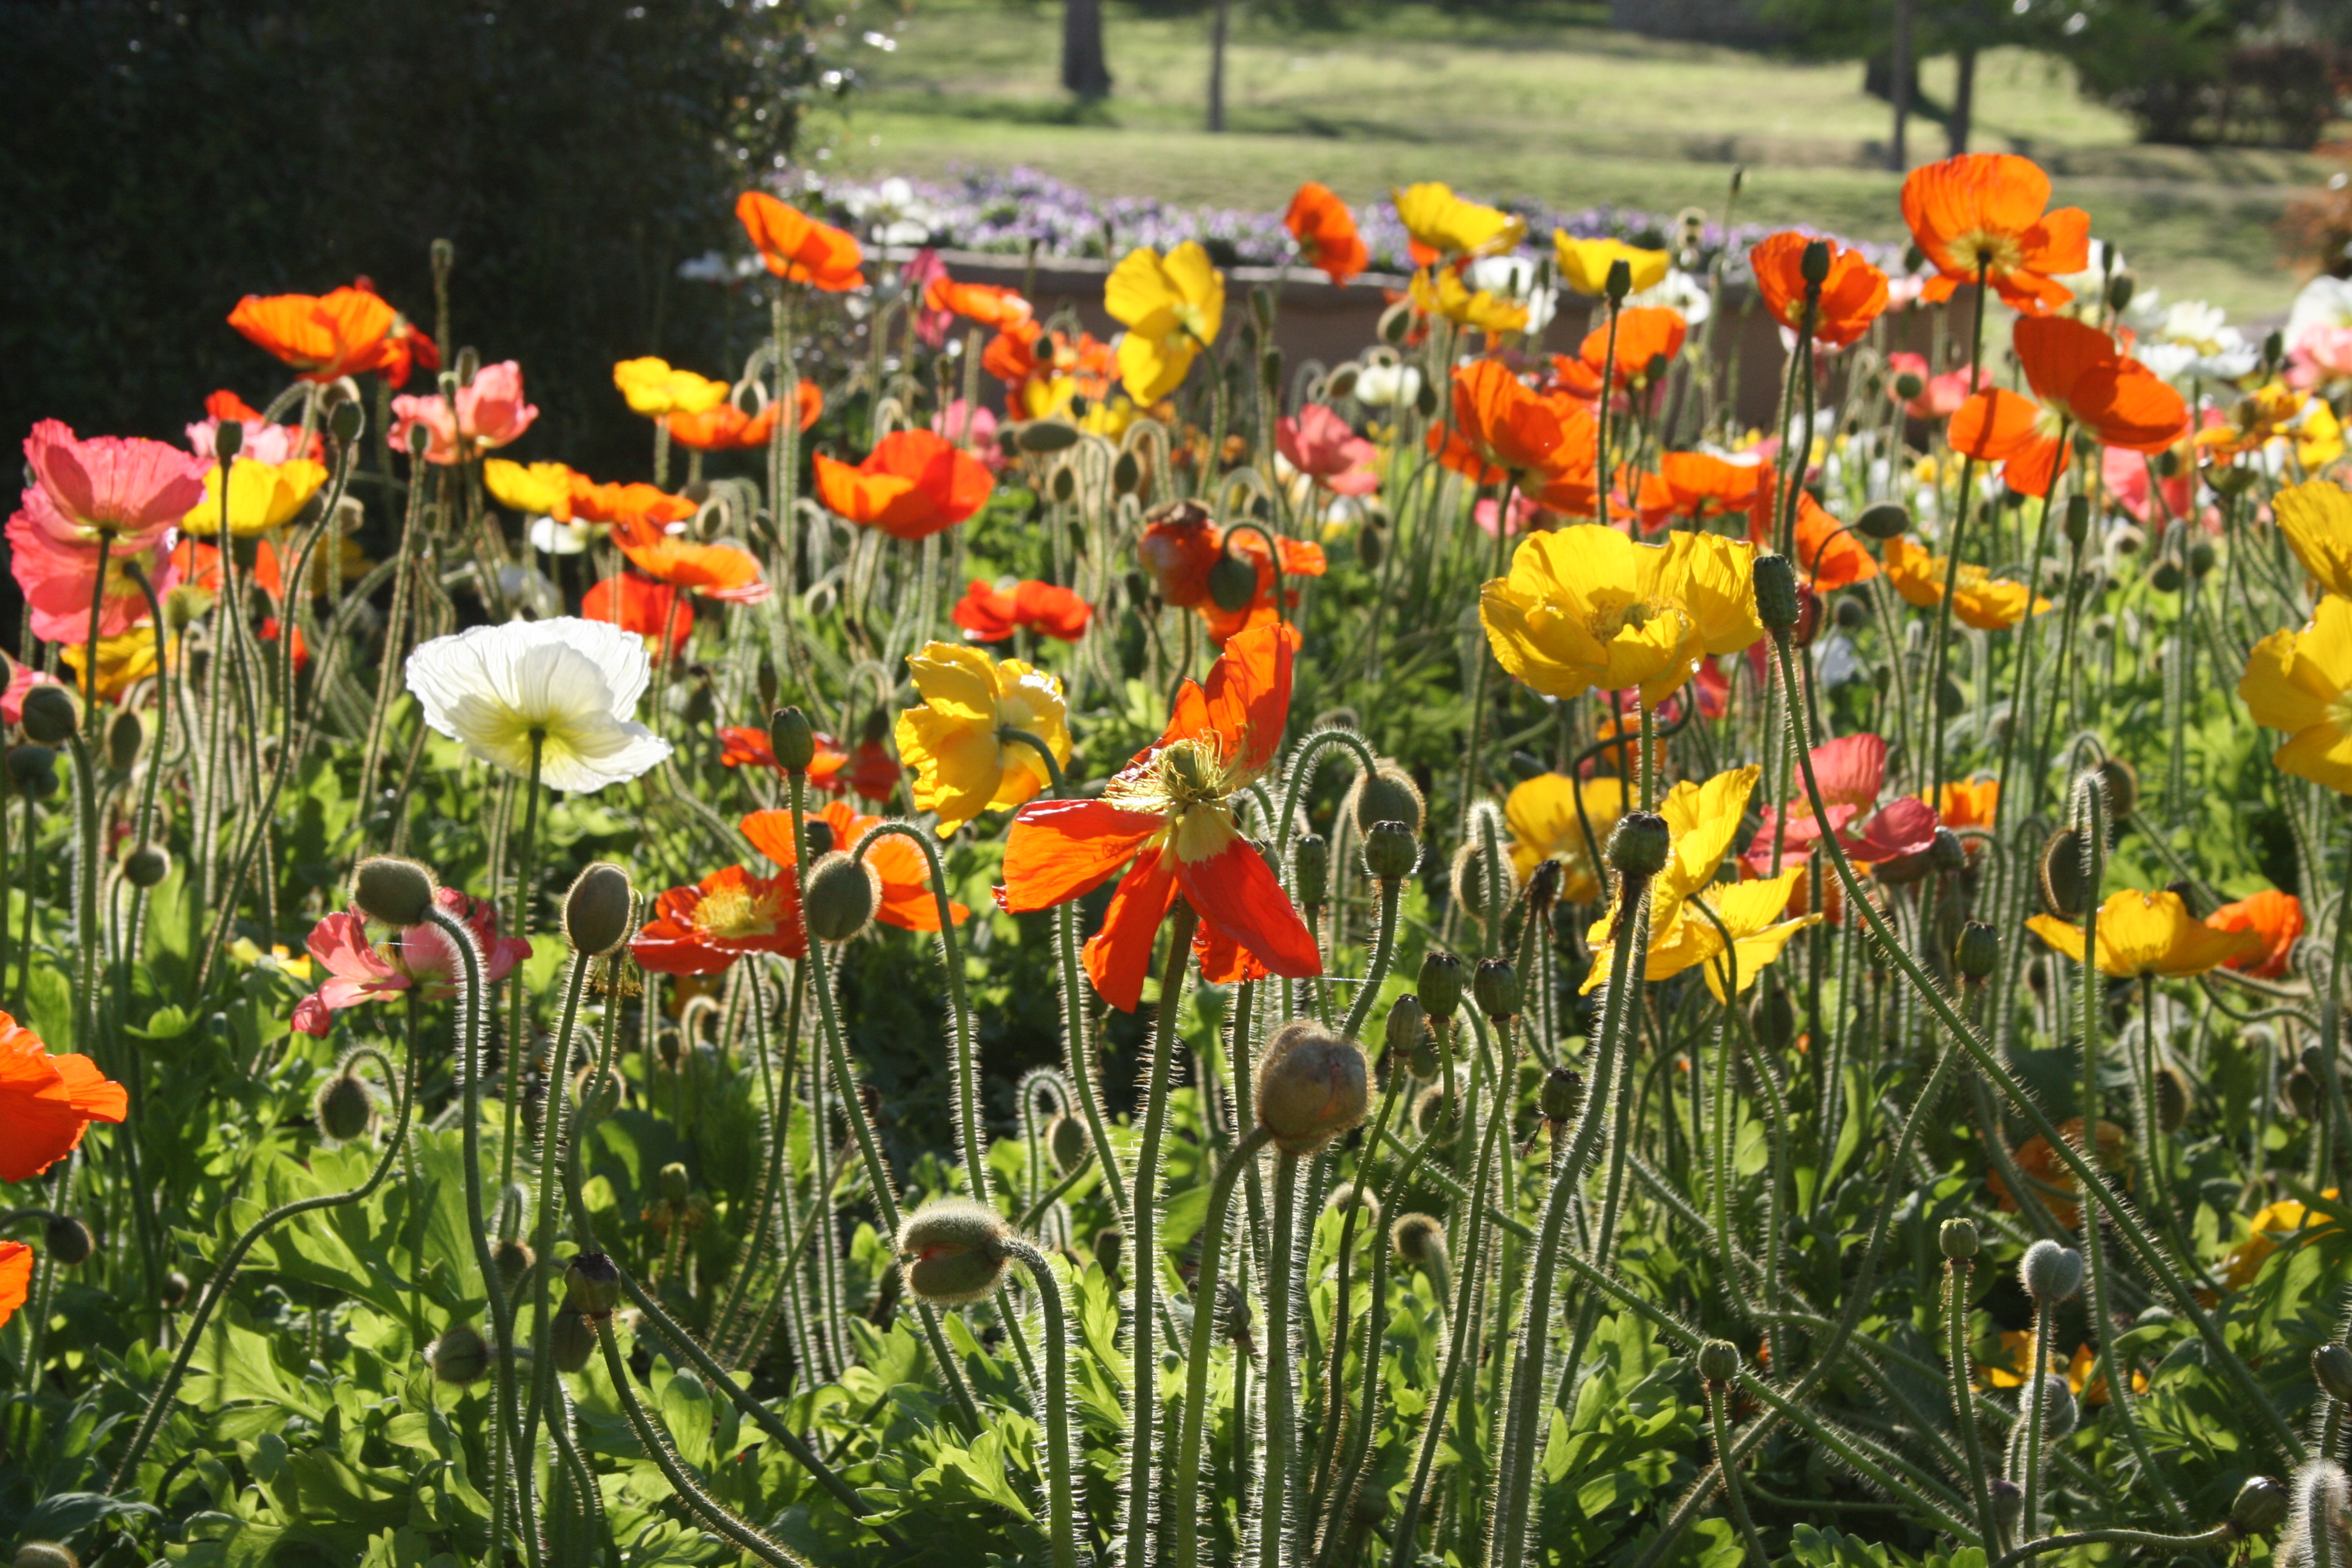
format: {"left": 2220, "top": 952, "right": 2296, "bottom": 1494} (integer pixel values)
{"left": 1883, "top": 535, "right": 2048, "bottom": 630}
{"left": 1285, "top": 182, "right": 1369, "bottom": 285}
{"left": 2207, "top": 890, "right": 2303, "bottom": 980}
{"left": 1947, "top": 388, "right": 2044, "bottom": 469}
{"left": 583, "top": 573, "right": 693, "bottom": 658}
{"left": 666, "top": 383, "right": 822, "bottom": 452}
{"left": 0, "top": 1011, "right": 127, "bottom": 1181}
{"left": 632, "top": 864, "right": 808, "bottom": 973}
{"left": 1987, "top": 1117, "right": 2128, "bottom": 1227}
{"left": 924, "top": 278, "right": 1033, "bottom": 331}
{"left": 607, "top": 514, "right": 767, "bottom": 604}
{"left": 812, "top": 430, "right": 995, "bottom": 542}
{"left": 1758, "top": 492, "right": 1878, "bottom": 591}
{"left": 0, "top": 1241, "right": 27, "bottom": 1331}
{"left": 228, "top": 284, "right": 439, "bottom": 386}
{"left": 1573, "top": 307, "right": 1687, "bottom": 393}
{"left": 718, "top": 725, "right": 856, "bottom": 793}
{"left": 734, "top": 191, "right": 866, "bottom": 292}
{"left": 1749, "top": 232, "right": 1890, "bottom": 348}
{"left": 998, "top": 622, "right": 1321, "bottom": 1011}
{"left": 1900, "top": 153, "right": 2091, "bottom": 313}
{"left": 1995, "top": 317, "right": 2190, "bottom": 498}
{"left": 742, "top": 800, "right": 970, "bottom": 933}
{"left": 567, "top": 476, "right": 697, "bottom": 531}
{"left": 954, "top": 579, "right": 1093, "bottom": 642}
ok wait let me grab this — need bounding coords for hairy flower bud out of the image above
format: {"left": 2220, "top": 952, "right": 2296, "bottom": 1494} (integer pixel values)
{"left": 1608, "top": 812, "right": 1671, "bottom": 877}
{"left": 122, "top": 842, "right": 171, "bottom": 888}
{"left": 160, "top": 1270, "right": 189, "bottom": 1311}
{"left": 351, "top": 857, "right": 438, "bottom": 928}
{"left": 1385, "top": 995, "right": 1429, "bottom": 1061}
{"left": 769, "top": 706, "right": 816, "bottom": 773}
{"left": 1696, "top": 1338, "right": 1743, "bottom": 1384}
{"left": 549, "top": 1309, "right": 596, "bottom": 1374}
{"left": 315, "top": 1073, "right": 374, "bottom": 1143}
{"left": 2233, "top": 1475, "right": 2289, "bottom": 1537}
{"left": 1753, "top": 552, "right": 1800, "bottom": 633}
{"left": 1207, "top": 551, "right": 1259, "bottom": 614}
{"left": 565, "top": 1251, "right": 622, "bottom": 1318}
{"left": 2037, "top": 828, "right": 2091, "bottom": 920}
{"left": 1939, "top": 1217, "right": 1979, "bottom": 1261}
{"left": 803, "top": 851, "right": 881, "bottom": 943}
{"left": 1604, "top": 258, "right": 1633, "bottom": 302}
{"left": 428, "top": 1324, "right": 491, "bottom": 1385}
{"left": 1418, "top": 952, "right": 1465, "bottom": 1021}
{"left": 2317, "top": 1344, "right": 2352, "bottom": 1406}
{"left": 1540, "top": 1066, "right": 1585, "bottom": 1124}
{"left": 1093, "top": 1226, "right": 1124, "bottom": 1278}
{"left": 1413, "top": 1084, "right": 1453, "bottom": 1137}
{"left": 1798, "top": 238, "right": 1831, "bottom": 285}
{"left": 13, "top": 1546, "right": 79, "bottom": 1568}
{"left": 1292, "top": 834, "right": 1330, "bottom": 906}
{"left": 658, "top": 1161, "right": 691, "bottom": 1204}
{"left": 1255, "top": 1021, "right": 1371, "bottom": 1154}
{"left": 1855, "top": 501, "right": 1910, "bottom": 540}
{"left": 1926, "top": 828, "right": 1966, "bottom": 873}
{"left": 2065, "top": 494, "right": 2091, "bottom": 546}
{"left": 42, "top": 1213, "right": 92, "bottom": 1267}
{"left": 2020, "top": 1239, "right": 2085, "bottom": 1304}
{"left": 1892, "top": 371, "right": 1926, "bottom": 402}
{"left": 1048, "top": 1113, "right": 1089, "bottom": 1175}
{"left": 564, "top": 863, "right": 633, "bottom": 956}
{"left": 1749, "top": 982, "right": 1794, "bottom": 1051}
{"left": 1451, "top": 840, "right": 1517, "bottom": 920}
{"left": 494, "top": 1238, "right": 534, "bottom": 1294}
{"left": 1391, "top": 1211, "right": 1445, "bottom": 1264}
{"left": 1473, "top": 957, "right": 1521, "bottom": 1021}
{"left": 897, "top": 1198, "right": 1014, "bottom": 1305}
{"left": 106, "top": 708, "right": 143, "bottom": 771}
{"left": 1954, "top": 922, "right": 1999, "bottom": 981}
{"left": 2155, "top": 1062, "right": 2192, "bottom": 1132}
{"left": 19, "top": 685, "right": 78, "bottom": 746}
{"left": 1990, "top": 1478, "right": 2023, "bottom": 1535}
{"left": 2031, "top": 1373, "right": 2079, "bottom": 1439}
{"left": 2091, "top": 756, "right": 2138, "bottom": 822}
{"left": 1349, "top": 762, "right": 1425, "bottom": 840}
{"left": 1362, "top": 820, "right": 1419, "bottom": 882}
{"left": 6, "top": 745, "right": 56, "bottom": 789}
{"left": 1324, "top": 1181, "right": 1381, "bottom": 1231}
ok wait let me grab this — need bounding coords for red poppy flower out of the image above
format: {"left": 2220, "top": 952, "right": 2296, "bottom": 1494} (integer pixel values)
{"left": 665, "top": 383, "right": 822, "bottom": 451}
{"left": 632, "top": 864, "right": 806, "bottom": 973}
{"left": 718, "top": 724, "right": 855, "bottom": 791}
{"left": 1573, "top": 307, "right": 1687, "bottom": 393}
{"left": 607, "top": 515, "right": 768, "bottom": 604}
{"left": 227, "top": 284, "right": 437, "bottom": 387}
{"left": 1748, "top": 492, "right": 1879, "bottom": 591}
{"left": 1749, "top": 233, "right": 1890, "bottom": 348}
{"left": 0, "top": 1010, "right": 127, "bottom": 1181}
{"left": 1900, "top": 153, "right": 2091, "bottom": 314}
{"left": 1446, "top": 359, "right": 1572, "bottom": 474}
{"left": 1661, "top": 451, "right": 1773, "bottom": 526}
{"left": 1135, "top": 505, "right": 1325, "bottom": 642}
{"left": 1947, "top": 388, "right": 2043, "bottom": 465}
{"left": 1285, "top": 182, "right": 1370, "bottom": 286}
{"left": 0, "top": 1240, "right": 27, "bottom": 1331}
{"left": 1996, "top": 316, "right": 2190, "bottom": 498}
{"left": 996, "top": 622, "right": 1322, "bottom": 1011}
{"left": 742, "top": 800, "right": 970, "bottom": 932}
{"left": 735, "top": 192, "right": 866, "bottom": 292}
{"left": 812, "top": 430, "right": 995, "bottom": 541}
{"left": 584, "top": 572, "right": 694, "bottom": 658}
{"left": 924, "top": 278, "right": 1033, "bottom": 331}
{"left": 567, "top": 477, "right": 697, "bottom": 531}
{"left": 954, "top": 579, "right": 1093, "bottom": 642}
{"left": 2207, "top": 890, "right": 2303, "bottom": 980}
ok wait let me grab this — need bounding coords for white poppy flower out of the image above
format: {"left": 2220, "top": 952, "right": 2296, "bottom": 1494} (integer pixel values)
{"left": 1463, "top": 255, "right": 1557, "bottom": 337}
{"left": 1353, "top": 363, "right": 1422, "bottom": 407}
{"left": 1626, "top": 267, "right": 1711, "bottom": 326}
{"left": 404, "top": 617, "right": 672, "bottom": 793}
{"left": 529, "top": 515, "right": 592, "bottom": 555}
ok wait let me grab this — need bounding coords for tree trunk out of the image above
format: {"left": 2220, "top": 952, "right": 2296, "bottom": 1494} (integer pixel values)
{"left": 1063, "top": 0, "right": 1111, "bottom": 100}
{"left": 1886, "top": 0, "right": 1914, "bottom": 172}
{"left": 1949, "top": 44, "right": 1977, "bottom": 157}
{"left": 1207, "top": 0, "right": 1229, "bottom": 132}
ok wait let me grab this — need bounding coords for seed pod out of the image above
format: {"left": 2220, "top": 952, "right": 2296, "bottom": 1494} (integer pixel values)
{"left": 1540, "top": 1066, "right": 1584, "bottom": 1124}
{"left": 13, "top": 1545, "right": 79, "bottom": 1568}
{"left": 549, "top": 1310, "right": 596, "bottom": 1374}
{"left": 2020, "top": 1239, "right": 2085, "bottom": 1304}
{"left": 428, "top": 1324, "right": 491, "bottom": 1385}
{"left": 1047, "top": 1113, "right": 1089, "bottom": 1175}
{"left": 1939, "top": 1217, "right": 1979, "bottom": 1260}
{"left": 1753, "top": 552, "right": 1800, "bottom": 632}
{"left": 42, "top": 1214, "right": 92, "bottom": 1267}
{"left": 1954, "top": 921, "right": 1999, "bottom": 980}
{"left": 1255, "top": 1022, "right": 1371, "bottom": 1154}
{"left": 1855, "top": 501, "right": 1909, "bottom": 540}
{"left": 1608, "top": 812, "right": 1671, "bottom": 877}
{"left": 803, "top": 851, "right": 881, "bottom": 942}
{"left": 122, "top": 843, "right": 171, "bottom": 888}
{"left": 2316, "top": 1344, "right": 2352, "bottom": 1405}
{"left": 1384, "top": 995, "right": 1429, "bottom": 1061}
{"left": 1348, "top": 762, "right": 1425, "bottom": 839}
{"left": 1363, "top": 820, "right": 1419, "bottom": 881}
{"left": 1391, "top": 1212, "right": 1444, "bottom": 1264}
{"left": 769, "top": 707, "right": 817, "bottom": 772}
{"left": 106, "top": 708, "right": 143, "bottom": 770}
{"left": 897, "top": 1199, "right": 1013, "bottom": 1305}
{"left": 494, "top": 1238, "right": 534, "bottom": 1294}
{"left": 1292, "top": 834, "right": 1330, "bottom": 907}
{"left": 1451, "top": 840, "right": 1518, "bottom": 920}
{"left": 2233, "top": 1475, "right": 2288, "bottom": 1537}
{"left": 2155, "top": 1062, "right": 2191, "bottom": 1132}
{"left": 2038, "top": 828, "right": 2091, "bottom": 920}
{"left": 1473, "top": 957, "right": 1521, "bottom": 1021}
{"left": 352, "top": 857, "right": 438, "bottom": 927}
{"left": 1418, "top": 952, "right": 1465, "bottom": 1021}
{"left": 564, "top": 863, "right": 633, "bottom": 956}
{"left": 566, "top": 1252, "right": 623, "bottom": 1318}
{"left": 160, "top": 1270, "right": 190, "bottom": 1310}
{"left": 1696, "top": 1338, "right": 1743, "bottom": 1383}
{"left": 315, "top": 1073, "right": 374, "bottom": 1142}
{"left": 19, "top": 685, "right": 78, "bottom": 745}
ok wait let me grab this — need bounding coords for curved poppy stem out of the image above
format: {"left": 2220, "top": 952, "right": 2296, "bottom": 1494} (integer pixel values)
{"left": 1276, "top": 727, "right": 1380, "bottom": 852}
{"left": 849, "top": 822, "right": 982, "bottom": 1201}
{"left": 996, "top": 725, "right": 1068, "bottom": 798}
{"left": 1124, "top": 895, "right": 1199, "bottom": 1568}
{"left": 1005, "top": 1238, "right": 1084, "bottom": 1568}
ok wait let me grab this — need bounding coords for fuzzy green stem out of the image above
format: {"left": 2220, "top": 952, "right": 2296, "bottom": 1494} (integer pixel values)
{"left": 1126, "top": 895, "right": 1200, "bottom": 1568}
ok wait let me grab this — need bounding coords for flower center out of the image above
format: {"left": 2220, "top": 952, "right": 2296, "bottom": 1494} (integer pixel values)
{"left": 1948, "top": 229, "right": 2026, "bottom": 276}
{"left": 696, "top": 883, "right": 778, "bottom": 941}
{"left": 1105, "top": 734, "right": 1239, "bottom": 819}
{"left": 1587, "top": 590, "right": 1662, "bottom": 644}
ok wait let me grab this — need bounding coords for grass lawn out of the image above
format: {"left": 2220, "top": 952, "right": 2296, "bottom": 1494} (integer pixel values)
{"left": 817, "top": 0, "right": 2327, "bottom": 318}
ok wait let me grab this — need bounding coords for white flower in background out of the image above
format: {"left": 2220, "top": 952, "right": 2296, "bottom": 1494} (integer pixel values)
{"left": 496, "top": 564, "right": 563, "bottom": 619}
{"left": 2055, "top": 238, "right": 2126, "bottom": 306}
{"left": 1352, "top": 362, "right": 1423, "bottom": 408}
{"left": 676, "top": 250, "right": 763, "bottom": 284}
{"left": 1627, "top": 267, "right": 1711, "bottom": 326}
{"left": 529, "top": 516, "right": 592, "bottom": 555}
{"left": 405, "top": 617, "right": 671, "bottom": 792}
{"left": 2289, "top": 275, "right": 2352, "bottom": 345}
{"left": 839, "top": 175, "right": 939, "bottom": 247}
{"left": 1463, "top": 254, "right": 1556, "bottom": 337}
{"left": 2132, "top": 297, "right": 2256, "bottom": 381}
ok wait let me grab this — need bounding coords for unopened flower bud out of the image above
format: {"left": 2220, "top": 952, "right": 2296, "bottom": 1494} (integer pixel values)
{"left": 1892, "top": 372, "right": 1926, "bottom": 402}
{"left": 1605, "top": 258, "right": 1633, "bottom": 302}
{"left": 549, "top": 1309, "right": 596, "bottom": 1373}
{"left": 13, "top": 1545, "right": 79, "bottom": 1568}
{"left": 1749, "top": 982, "right": 1794, "bottom": 1051}
{"left": 1207, "top": 550, "right": 1259, "bottom": 614}
{"left": 2065, "top": 494, "right": 2091, "bottom": 545}
{"left": 106, "top": 708, "right": 143, "bottom": 770}
{"left": 1540, "top": 1066, "right": 1584, "bottom": 1123}
{"left": 897, "top": 1198, "right": 1014, "bottom": 1305}
{"left": 42, "top": 1214, "right": 92, "bottom": 1267}
{"left": 122, "top": 843, "right": 171, "bottom": 888}
{"left": 6, "top": 745, "right": 56, "bottom": 787}
{"left": 1349, "top": 762, "right": 1425, "bottom": 839}
{"left": 428, "top": 1324, "right": 491, "bottom": 1384}
{"left": 1391, "top": 1211, "right": 1444, "bottom": 1264}
{"left": 1939, "top": 1217, "right": 1979, "bottom": 1260}
{"left": 2319, "top": 1344, "right": 2352, "bottom": 1406}
{"left": 1697, "top": 1339, "right": 1743, "bottom": 1383}
{"left": 1048, "top": 1113, "right": 1089, "bottom": 1174}
{"left": 2155, "top": 1062, "right": 2191, "bottom": 1132}
{"left": 1292, "top": 834, "right": 1330, "bottom": 906}
{"left": 2038, "top": 828, "right": 2091, "bottom": 920}
{"left": 315, "top": 1073, "right": 374, "bottom": 1142}
{"left": 2290, "top": 1066, "right": 2324, "bottom": 1122}
{"left": 1093, "top": 1226, "right": 1124, "bottom": 1278}
{"left": 564, "top": 863, "right": 633, "bottom": 956}
{"left": 2020, "top": 1239, "right": 2084, "bottom": 1304}
{"left": 160, "top": 1269, "right": 189, "bottom": 1310}
{"left": 658, "top": 1161, "right": 691, "bottom": 1204}
{"left": 1324, "top": 1181, "right": 1381, "bottom": 1230}
{"left": 1526, "top": 857, "right": 1563, "bottom": 919}
{"left": 769, "top": 707, "right": 816, "bottom": 773}
{"left": 494, "top": 1238, "right": 533, "bottom": 1294}
{"left": 565, "top": 1251, "right": 622, "bottom": 1318}
{"left": 2032, "top": 1373, "right": 2079, "bottom": 1439}
{"left": 1113, "top": 449, "right": 1143, "bottom": 495}
{"left": 1413, "top": 1084, "right": 1452, "bottom": 1137}
{"left": 803, "top": 851, "right": 881, "bottom": 942}
{"left": 1608, "top": 812, "right": 1671, "bottom": 877}
{"left": 1954, "top": 921, "right": 1999, "bottom": 980}
{"left": 212, "top": 418, "right": 244, "bottom": 463}
{"left": 1451, "top": 840, "right": 1517, "bottom": 919}
{"left": 2092, "top": 756, "right": 2138, "bottom": 822}
{"left": 2232, "top": 1475, "right": 2288, "bottom": 1537}
{"left": 1418, "top": 952, "right": 1465, "bottom": 1020}
{"left": 1255, "top": 1021, "right": 1371, "bottom": 1154}
{"left": 1754, "top": 552, "right": 1800, "bottom": 632}
{"left": 1409, "top": 1030, "right": 1440, "bottom": 1081}
{"left": 351, "top": 857, "right": 438, "bottom": 927}
{"left": 1473, "top": 957, "right": 1521, "bottom": 1020}
{"left": 1798, "top": 238, "right": 1831, "bottom": 286}
{"left": 1385, "top": 995, "right": 1429, "bottom": 1060}
{"left": 19, "top": 685, "right": 78, "bottom": 745}
{"left": 1990, "top": 1478, "right": 2023, "bottom": 1535}
{"left": 1927, "top": 828, "right": 1966, "bottom": 872}
{"left": 1855, "top": 501, "right": 1909, "bottom": 540}
{"left": 1363, "top": 820, "right": 1418, "bottom": 881}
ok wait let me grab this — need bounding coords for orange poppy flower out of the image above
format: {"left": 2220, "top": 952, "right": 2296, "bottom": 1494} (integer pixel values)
{"left": 1752, "top": 492, "right": 1878, "bottom": 591}
{"left": 1884, "top": 535, "right": 2048, "bottom": 630}
{"left": 998, "top": 622, "right": 1322, "bottom": 1011}
{"left": 606, "top": 514, "right": 768, "bottom": 604}
{"left": 1997, "top": 316, "right": 2190, "bottom": 498}
{"left": 1446, "top": 359, "right": 1575, "bottom": 475}
{"left": 1947, "top": 388, "right": 2043, "bottom": 465}
{"left": 2207, "top": 890, "right": 2304, "bottom": 980}
{"left": 846, "top": 726, "right": 901, "bottom": 804}
{"left": 1925, "top": 779, "right": 2001, "bottom": 832}
{"left": 983, "top": 322, "right": 1045, "bottom": 386}
{"left": 1200, "top": 531, "right": 1328, "bottom": 647}
{"left": 1662, "top": 452, "right": 1773, "bottom": 526}
{"left": 583, "top": 572, "right": 693, "bottom": 658}
{"left": 632, "top": 864, "right": 807, "bottom": 973}
{"left": 1986, "top": 1116, "right": 2128, "bottom": 1227}
{"left": 567, "top": 477, "right": 697, "bottom": 531}
{"left": 811, "top": 430, "right": 995, "bottom": 541}
{"left": 228, "top": 284, "right": 439, "bottom": 387}
{"left": 1285, "top": 182, "right": 1370, "bottom": 286}
{"left": 1900, "top": 153, "right": 2091, "bottom": 314}
{"left": 953, "top": 578, "right": 1093, "bottom": 642}
{"left": 742, "top": 800, "right": 970, "bottom": 933}
{"left": 924, "top": 278, "right": 1033, "bottom": 331}
{"left": 1749, "top": 233, "right": 1890, "bottom": 349}
{"left": 0, "top": 1240, "right": 27, "bottom": 1331}
{"left": 0, "top": 1010, "right": 128, "bottom": 1181}
{"left": 1574, "top": 307, "right": 1688, "bottom": 393}
{"left": 718, "top": 725, "right": 856, "bottom": 792}
{"left": 665, "top": 382, "right": 822, "bottom": 451}
{"left": 1135, "top": 505, "right": 1326, "bottom": 642}
{"left": 734, "top": 191, "right": 866, "bottom": 292}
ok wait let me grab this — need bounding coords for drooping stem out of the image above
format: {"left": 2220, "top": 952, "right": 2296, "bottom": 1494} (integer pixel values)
{"left": 1007, "top": 1238, "right": 1083, "bottom": 1568}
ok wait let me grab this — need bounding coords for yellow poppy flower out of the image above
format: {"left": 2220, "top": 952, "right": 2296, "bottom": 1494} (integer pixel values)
{"left": 1505, "top": 772, "right": 1624, "bottom": 904}
{"left": 1105, "top": 243, "right": 1224, "bottom": 405}
{"left": 2241, "top": 594, "right": 2352, "bottom": 792}
{"left": 1671, "top": 871, "right": 1824, "bottom": 1001}
{"left": 1079, "top": 397, "right": 1141, "bottom": 441}
{"left": 484, "top": 459, "right": 584, "bottom": 522}
{"left": 182, "top": 458, "right": 329, "bottom": 538}
{"left": 1393, "top": 183, "right": 1525, "bottom": 260}
{"left": 1480, "top": 524, "right": 1762, "bottom": 705}
{"left": 893, "top": 642, "right": 1073, "bottom": 834}
{"left": 2220, "top": 1189, "right": 2337, "bottom": 1291}
{"left": 2275, "top": 480, "right": 2352, "bottom": 599}
{"left": 60, "top": 622, "right": 168, "bottom": 701}
{"left": 612, "top": 356, "right": 730, "bottom": 419}
{"left": 1552, "top": 234, "right": 1671, "bottom": 299}
{"left": 228, "top": 936, "right": 313, "bottom": 980}
{"left": 1408, "top": 267, "right": 1528, "bottom": 335}
{"left": 2025, "top": 888, "right": 2263, "bottom": 978}
{"left": 2302, "top": 398, "right": 2345, "bottom": 469}
{"left": 1883, "top": 535, "right": 2048, "bottom": 631}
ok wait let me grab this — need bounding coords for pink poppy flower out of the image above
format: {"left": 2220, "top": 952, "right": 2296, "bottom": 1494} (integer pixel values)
{"left": 390, "top": 361, "right": 540, "bottom": 465}
{"left": 903, "top": 249, "right": 954, "bottom": 348}
{"left": 2101, "top": 442, "right": 2194, "bottom": 526}
{"left": 931, "top": 399, "right": 1004, "bottom": 471}
{"left": 1886, "top": 352, "right": 1989, "bottom": 420}
{"left": 2288, "top": 325, "right": 2352, "bottom": 393}
{"left": 5, "top": 521, "right": 180, "bottom": 645}
{"left": 1275, "top": 404, "right": 1380, "bottom": 495}
{"left": 290, "top": 886, "right": 532, "bottom": 1036}
{"left": 17, "top": 420, "right": 209, "bottom": 553}
{"left": 0, "top": 659, "right": 67, "bottom": 727}
{"left": 1475, "top": 492, "right": 1544, "bottom": 538}
{"left": 186, "top": 390, "right": 319, "bottom": 467}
